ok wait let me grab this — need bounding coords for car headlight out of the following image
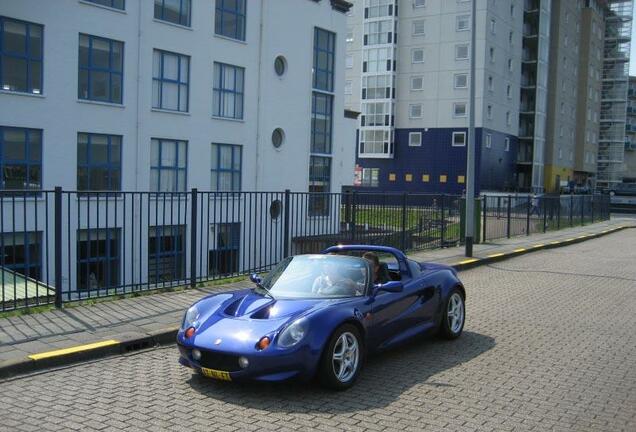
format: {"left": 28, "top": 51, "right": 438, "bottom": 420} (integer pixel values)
{"left": 183, "top": 305, "right": 200, "bottom": 329}
{"left": 278, "top": 318, "right": 307, "bottom": 348}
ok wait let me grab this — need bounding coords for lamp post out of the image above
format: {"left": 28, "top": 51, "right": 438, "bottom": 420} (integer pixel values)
{"left": 465, "top": 0, "right": 477, "bottom": 257}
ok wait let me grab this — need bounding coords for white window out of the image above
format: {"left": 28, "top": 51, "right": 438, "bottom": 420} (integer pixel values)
{"left": 564, "top": 35, "right": 569, "bottom": 47}
{"left": 453, "top": 102, "right": 467, "bottom": 117}
{"left": 456, "top": 15, "right": 470, "bottom": 31}
{"left": 411, "top": 76, "right": 424, "bottom": 90}
{"left": 344, "top": 80, "right": 352, "bottom": 95}
{"left": 488, "top": 76, "right": 493, "bottom": 92}
{"left": 487, "top": 104, "right": 492, "bottom": 119}
{"left": 363, "top": 47, "right": 392, "bottom": 73}
{"left": 365, "top": 20, "right": 393, "bottom": 45}
{"left": 455, "top": 44, "right": 469, "bottom": 60}
{"left": 508, "top": 58, "right": 513, "bottom": 72}
{"left": 346, "top": 55, "right": 353, "bottom": 69}
{"left": 504, "top": 137, "right": 510, "bottom": 152}
{"left": 490, "top": 19, "right": 496, "bottom": 34}
{"left": 362, "top": 74, "right": 392, "bottom": 99}
{"left": 559, "top": 126, "right": 564, "bottom": 137}
{"left": 346, "top": 28, "right": 354, "bottom": 43}
{"left": 414, "top": 0, "right": 426, "bottom": 7}
{"left": 506, "top": 111, "right": 511, "bottom": 126}
{"left": 454, "top": 73, "right": 468, "bottom": 88}
{"left": 409, "top": 132, "right": 422, "bottom": 146}
{"left": 509, "top": 31, "right": 514, "bottom": 46}
{"left": 362, "top": 101, "right": 390, "bottom": 126}
{"left": 485, "top": 134, "right": 492, "bottom": 149}
{"left": 507, "top": 84, "right": 512, "bottom": 99}
{"left": 409, "top": 104, "right": 423, "bottom": 118}
{"left": 360, "top": 129, "right": 391, "bottom": 156}
{"left": 361, "top": 168, "right": 380, "bottom": 187}
{"left": 412, "top": 48, "right": 424, "bottom": 63}
{"left": 452, "top": 132, "right": 466, "bottom": 147}
{"left": 558, "top": 147, "right": 562, "bottom": 159}
{"left": 413, "top": 20, "right": 425, "bottom": 36}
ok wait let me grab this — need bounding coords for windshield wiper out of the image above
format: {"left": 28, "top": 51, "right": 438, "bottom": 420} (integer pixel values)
{"left": 255, "top": 282, "right": 276, "bottom": 300}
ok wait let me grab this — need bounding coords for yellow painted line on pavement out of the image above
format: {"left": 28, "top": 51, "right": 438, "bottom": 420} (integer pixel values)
{"left": 457, "top": 258, "right": 479, "bottom": 265}
{"left": 577, "top": 235, "right": 587, "bottom": 239}
{"left": 533, "top": 244, "right": 545, "bottom": 248}
{"left": 564, "top": 238, "right": 576, "bottom": 242}
{"left": 487, "top": 253, "right": 505, "bottom": 258}
{"left": 513, "top": 248, "right": 526, "bottom": 253}
{"left": 28, "top": 339, "right": 119, "bottom": 361}
{"left": 550, "top": 241, "right": 561, "bottom": 245}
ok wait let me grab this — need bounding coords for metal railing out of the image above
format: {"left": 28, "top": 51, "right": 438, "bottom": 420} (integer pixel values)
{"left": 481, "top": 194, "right": 610, "bottom": 242}
{"left": 0, "top": 189, "right": 610, "bottom": 311}
{"left": 0, "top": 189, "right": 462, "bottom": 311}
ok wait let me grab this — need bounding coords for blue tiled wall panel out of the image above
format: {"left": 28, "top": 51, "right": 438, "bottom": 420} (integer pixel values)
{"left": 354, "top": 128, "right": 517, "bottom": 195}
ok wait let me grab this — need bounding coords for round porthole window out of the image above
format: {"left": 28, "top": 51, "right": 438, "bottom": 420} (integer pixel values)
{"left": 270, "top": 200, "right": 282, "bottom": 220}
{"left": 272, "top": 128, "right": 285, "bottom": 149}
{"left": 274, "top": 56, "right": 287, "bottom": 76}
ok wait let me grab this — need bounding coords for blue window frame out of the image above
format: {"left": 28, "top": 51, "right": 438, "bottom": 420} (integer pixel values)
{"left": 213, "top": 62, "right": 244, "bottom": 119}
{"left": 154, "top": 0, "right": 191, "bottom": 27}
{"left": 150, "top": 138, "right": 187, "bottom": 192}
{"left": 0, "top": 16, "right": 43, "bottom": 94}
{"left": 148, "top": 225, "right": 185, "bottom": 284}
{"left": 311, "top": 92, "right": 333, "bottom": 154}
{"left": 0, "top": 232, "right": 42, "bottom": 281}
{"left": 214, "top": 0, "right": 246, "bottom": 41}
{"left": 211, "top": 143, "right": 241, "bottom": 191}
{"left": 309, "top": 156, "right": 332, "bottom": 216}
{"left": 153, "top": 49, "right": 189, "bottom": 112}
{"left": 85, "top": 0, "right": 125, "bottom": 10}
{"left": 77, "top": 133, "right": 122, "bottom": 191}
{"left": 209, "top": 223, "right": 240, "bottom": 276}
{"left": 313, "top": 27, "right": 335, "bottom": 93}
{"left": 0, "top": 126, "right": 42, "bottom": 190}
{"left": 77, "top": 228, "right": 120, "bottom": 291}
{"left": 78, "top": 33, "right": 123, "bottom": 103}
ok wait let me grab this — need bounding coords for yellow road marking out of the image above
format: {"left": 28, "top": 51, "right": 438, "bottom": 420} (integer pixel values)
{"left": 533, "top": 244, "right": 545, "bottom": 248}
{"left": 28, "top": 340, "right": 119, "bottom": 361}
{"left": 577, "top": 235, "right": 587, "bottom": 239}
{"left": 565, "top": 238, "right": 575, "bottom": 242}
{"left": 457, "top": 258, "right": 479, "bottom": 265}
{"left": 550, "top": 241, "right": 560, "bottom": 245}
{"left": 487, "top": 253, "right": 505, "bottom": 258}
{"left": 513, "top": 248, "right": 526, "bottom": 253}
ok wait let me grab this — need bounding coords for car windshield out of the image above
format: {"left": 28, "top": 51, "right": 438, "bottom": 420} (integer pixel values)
{"left": 259, "top": 255, "right": 369, "bottom": 299}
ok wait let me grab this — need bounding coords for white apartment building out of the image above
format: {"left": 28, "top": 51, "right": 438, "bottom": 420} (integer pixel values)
{"left": 345, "top": 0, "right": 522, "bottom": 194}
{"left": 0, "top": 0, "right": 355, "bottom": 302}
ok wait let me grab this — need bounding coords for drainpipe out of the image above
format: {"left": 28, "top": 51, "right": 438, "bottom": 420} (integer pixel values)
{"left": 135, "top": 0, "right": 142, "bottom": 190}
{"left": 254, "top": 0, "right": 265, "bottom": 190}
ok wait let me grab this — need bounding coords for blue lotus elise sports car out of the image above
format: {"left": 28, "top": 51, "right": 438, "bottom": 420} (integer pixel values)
{"left": 177, "top": 245, "right": 466, "bottom": 390}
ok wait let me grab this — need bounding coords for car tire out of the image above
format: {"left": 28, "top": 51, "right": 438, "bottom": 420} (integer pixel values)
{"left": 319, "top": 324, "right": 363, "bottom": 390}
{"left": 439, "top": 288, "right": 465, "bottom": 340}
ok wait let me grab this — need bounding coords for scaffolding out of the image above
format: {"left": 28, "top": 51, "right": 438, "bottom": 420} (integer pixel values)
{"left": 598, "top": 0, "right": 633, "bottom": 189}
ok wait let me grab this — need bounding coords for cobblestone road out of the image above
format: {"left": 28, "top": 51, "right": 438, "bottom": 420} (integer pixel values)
{"left": 1, "top": 231, "right": 635, "bottom": 432}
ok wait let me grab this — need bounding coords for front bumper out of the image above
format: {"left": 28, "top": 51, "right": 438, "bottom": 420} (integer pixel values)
{"left": 177, "top": 341, "right": 319, "bottom": 382}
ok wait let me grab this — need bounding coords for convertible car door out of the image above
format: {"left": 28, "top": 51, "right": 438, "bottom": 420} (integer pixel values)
{"left": 369, "top": 269, "right": 440, "bottom": 350}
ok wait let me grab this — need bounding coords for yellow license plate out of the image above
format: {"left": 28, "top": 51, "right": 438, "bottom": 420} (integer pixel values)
{"left": 200, "top": 367, "right": 232, "bottom": 381}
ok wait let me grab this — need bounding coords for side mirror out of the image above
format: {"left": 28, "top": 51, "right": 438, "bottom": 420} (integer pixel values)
{"left": 250, "top": 273, "right": 262, "bottom": 284}
{"left": 373, "top": 281, "right": 403, "bottom": 296}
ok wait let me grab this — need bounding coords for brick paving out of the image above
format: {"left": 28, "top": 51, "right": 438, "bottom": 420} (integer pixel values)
{"left": 0, "top": 229, "right": 635, "bottom": 431}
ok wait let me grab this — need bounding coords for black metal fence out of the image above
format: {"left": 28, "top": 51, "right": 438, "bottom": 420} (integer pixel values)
{"left": 0, "top": 189, "right": 608, "bottom": 311}
{"left": 481, "top": 194, "right": 610, "bottom": 242}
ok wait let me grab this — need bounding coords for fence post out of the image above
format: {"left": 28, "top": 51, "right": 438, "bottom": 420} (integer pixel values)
{"left": 506, "top": 195, "right": 511, "bottom": 238}
{"left": 351, "top": 191, "right": 357, "bottom": 242}
{"left": 590, "top": 195, "right": 594, "bottom": 222}
{"left": 557, "top": 196, "right": 561, "bottom": 229}
{"left": 482, "top": 195, "right": 487, "bottom": 243}
{"left": 440, "top": 194, "right": 445, "bottom": 247}
{"left": 283, "top": 189, "right": 290, "bottom": 258}
{"left": 190, "top": 188, "right": 198, "bottom": 289}
{"left": 580, "top": 195, "right": 584, "bottom": 226}
{"left": 570, "top": 194, "right": 574, "bottom": 227}
{"left": 54, "top": 187, "right": 63, "bottom": 308}
{"left": 526, "top": 195, "right": 531, "bottom": 236}
{"left": 543, "top": 197, "right": 547, "bottom": 233}
{"left": 401, "top": 192, "right": 408, "bottom": 251}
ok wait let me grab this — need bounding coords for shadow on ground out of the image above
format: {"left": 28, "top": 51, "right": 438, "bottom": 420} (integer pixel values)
{"left": 187, "top": 331, "right": 495, "bottom": 413}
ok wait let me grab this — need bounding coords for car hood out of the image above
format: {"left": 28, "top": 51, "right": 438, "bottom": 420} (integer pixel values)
{"left": 189, "top": 289, "right": 341, "bottom": 350}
